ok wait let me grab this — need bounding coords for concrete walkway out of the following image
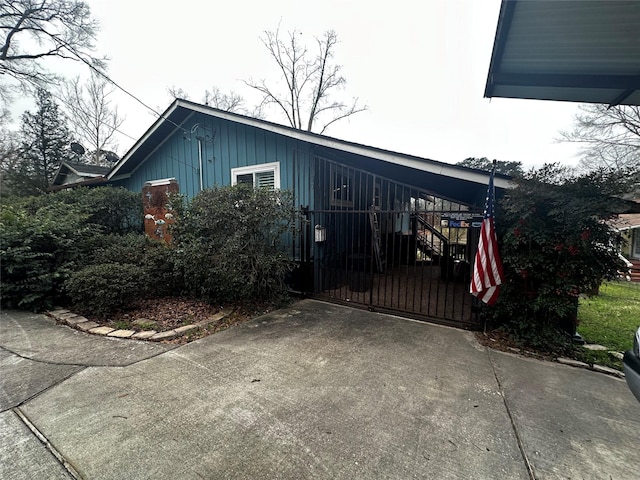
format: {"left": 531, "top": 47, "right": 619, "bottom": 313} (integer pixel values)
{"left": 1, "top": 301, "right": 638, "bottom": 479}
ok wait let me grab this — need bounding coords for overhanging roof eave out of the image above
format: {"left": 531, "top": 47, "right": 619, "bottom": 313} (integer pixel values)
{"left": 109, "top": 99, "right": 514, "bottom": 189}
{"left": 484, "top": 0, "right": 640, "bottom": 107}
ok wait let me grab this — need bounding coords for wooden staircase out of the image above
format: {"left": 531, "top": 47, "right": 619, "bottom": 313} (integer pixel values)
{"left": 630, "top": 260, "right": 640, "bottom": 283}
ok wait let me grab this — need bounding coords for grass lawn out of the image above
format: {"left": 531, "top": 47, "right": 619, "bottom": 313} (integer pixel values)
{"left": 577, "top": 281, "right": 640, "bottom": 353}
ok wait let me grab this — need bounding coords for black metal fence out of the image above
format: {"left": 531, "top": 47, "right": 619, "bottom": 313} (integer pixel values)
{"left": 293, "top": 155, "right": 484, "bottom": 329}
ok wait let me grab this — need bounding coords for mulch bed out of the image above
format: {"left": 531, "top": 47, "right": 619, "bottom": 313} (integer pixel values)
{"left": 80, "top": 297, "right": 278, "bottom": 344}
{"left": 474, "top": 329, "right": 560, "bottom": 362}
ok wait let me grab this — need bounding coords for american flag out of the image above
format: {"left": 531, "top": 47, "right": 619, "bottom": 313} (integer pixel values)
{"left": 470, "top": 162, "right": 504, "bottom": 305}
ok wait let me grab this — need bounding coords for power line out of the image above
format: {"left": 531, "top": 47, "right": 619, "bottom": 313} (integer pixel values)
{"left": 51, "top": 37, "right": 190, "bottom": 136}
{"left": 24, "top": 77, "right": 138, "bottom": 143}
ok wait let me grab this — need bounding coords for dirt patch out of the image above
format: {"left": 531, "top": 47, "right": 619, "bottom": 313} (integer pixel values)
{"left": 475, "top": 330, "right": 560, "bottom": 363}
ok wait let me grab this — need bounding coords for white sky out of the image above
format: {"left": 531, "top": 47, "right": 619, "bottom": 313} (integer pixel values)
{"left": 10, "top": 0, "right": 586, "bottom": 170}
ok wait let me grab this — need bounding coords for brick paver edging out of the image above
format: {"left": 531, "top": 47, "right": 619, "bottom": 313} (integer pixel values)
{"left": 46, "top": 308, "right": 233, "bottom": 342}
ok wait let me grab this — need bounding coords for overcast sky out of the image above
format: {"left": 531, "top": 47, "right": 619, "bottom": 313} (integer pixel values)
{"left": 12, "top": 0, "right": 586, "bottom": 169}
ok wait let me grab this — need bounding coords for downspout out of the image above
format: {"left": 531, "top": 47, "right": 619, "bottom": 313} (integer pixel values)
{"left": 197, "top": 137, "right": 204, "bottom": 192}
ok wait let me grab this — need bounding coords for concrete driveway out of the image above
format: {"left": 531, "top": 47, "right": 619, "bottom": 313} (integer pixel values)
{"left": 1, "top": 300, "right": 638, "bottom": 479}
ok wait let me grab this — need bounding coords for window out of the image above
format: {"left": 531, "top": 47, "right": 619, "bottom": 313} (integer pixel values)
{"left": 231, "top": 162, "right": 280, "bottom": 190}
{"left": 330, "top": 165, "right": 353, "bottom": 207}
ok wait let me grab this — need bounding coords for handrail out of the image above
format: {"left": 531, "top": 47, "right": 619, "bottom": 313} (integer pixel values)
{"left": 417, "top": 232, "right": 443, "bottom": 256}
{"left": 414, "top": 214, "right": 449, "bottom": 245}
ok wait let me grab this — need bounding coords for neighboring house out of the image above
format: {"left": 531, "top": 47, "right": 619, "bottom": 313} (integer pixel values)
{"left": 50, "top": 161, "right": 110, "bottom": 190}
{"left": 105, "top": 99, "right": 512, "bottom": 329}
{"left": 612, "top": 213, "right": 640, "bottom": 282}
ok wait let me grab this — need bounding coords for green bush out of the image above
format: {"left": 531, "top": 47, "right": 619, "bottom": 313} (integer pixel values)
{"left": 491, "top": 164, "right": 638, "bottom": 346}
{"left": 0, "top": 187, "right": 144, "bottom": 311}
{"left": 92, "top": 233, "right": 179, "bottom": 297}
{"left": 0, "top": 201, "right": 95, "bottom": 311}
{"left": 171, "top": 184, "right": 297, "bottom": 304}
{"left": 18, "top": 186, "right": 143, "bottom": 234}
{"left": 65, "top": 263, "right": 149, "bottom": 317}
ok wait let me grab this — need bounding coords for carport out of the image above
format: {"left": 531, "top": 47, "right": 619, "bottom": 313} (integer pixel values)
{"left": 485, "top": 0, "right": 640, "bottom": 107}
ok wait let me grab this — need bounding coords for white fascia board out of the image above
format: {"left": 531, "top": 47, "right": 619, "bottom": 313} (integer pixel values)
{"left": 72, "top": 170, "right": 103, "bottom": 178}
{"left": 107, "top": 100, "right": 183, "bottom": 180}
{"left": 616, "top": 224, "right": 640, "bottom": 232}
{"left": 177, "top": 101, "right": 515, "bottom": 189}
{"left": 111, "top": 99, "right": 514, "bottom": 189}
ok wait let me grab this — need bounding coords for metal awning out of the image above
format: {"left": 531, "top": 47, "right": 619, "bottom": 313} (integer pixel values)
{"left": 484, "top": 0, "right": 640, "bottom": 106}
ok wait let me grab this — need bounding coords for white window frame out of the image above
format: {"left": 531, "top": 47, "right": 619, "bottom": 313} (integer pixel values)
{"left": 231, "top": 162, "right": 280, "bottom": 189}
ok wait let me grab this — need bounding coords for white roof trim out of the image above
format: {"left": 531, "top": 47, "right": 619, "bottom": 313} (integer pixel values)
{"left": 107, "top": 103, "right": 184, "bottom": 180}
{"left": 616, "top": 224, "right": 640, "bottom": 232}
{"left": 144, "top": 178, "right": 178, "bottom": 187}
{"left": 109, "top": 99, "right": 514, "bottom": 189}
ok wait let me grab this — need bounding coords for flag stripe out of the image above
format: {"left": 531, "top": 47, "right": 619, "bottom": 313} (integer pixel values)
{"left": 470, "top": 164, "right": 503, "bottom": 306}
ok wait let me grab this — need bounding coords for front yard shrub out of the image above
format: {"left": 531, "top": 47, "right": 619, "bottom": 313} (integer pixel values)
{"left": 92, "top": 233, "right": 179, "bottom": 297}
{"left": 0, "top": 200, "right": 95, "bottom": 311}
{"left": 65, "top": 263, "right": 149, "bottom": 317}
{"left": 490, "top": 164, "right": 638, "bottom": 348}
{"left": 1, "top": 187, "right": 145, "bottom": 312}
{"left": 19, "top": 186, "right": 143, "bottom": 234}
{"left": 171, "top": 184, "right": 297, "bottom": 304}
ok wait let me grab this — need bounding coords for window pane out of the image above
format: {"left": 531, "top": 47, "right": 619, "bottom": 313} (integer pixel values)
{"left": 237, "top": 173, "right": 254, "bottom": 185}
{"left": 255, "top": 170, "right": 275, "bottom": 190}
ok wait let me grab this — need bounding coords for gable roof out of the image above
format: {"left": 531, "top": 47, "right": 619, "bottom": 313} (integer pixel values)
{"left": 107, "top": 99, "right": 513, "bottom": 190}
{"left": 485, "top": 0, "right": 640, "bottom": 106}
{"left": 51, "top": 161, "right": 110, "bottom": 187}
{"left": 63, "top": 162, "right": 111, "bottom": 176}
{"left": 612, "top": 213, "right": 640, "bottom": 231}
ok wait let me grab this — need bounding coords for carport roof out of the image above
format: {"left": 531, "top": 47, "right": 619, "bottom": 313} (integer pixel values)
{"left": 484, "top": 0, "right": 640, "bottom": 106}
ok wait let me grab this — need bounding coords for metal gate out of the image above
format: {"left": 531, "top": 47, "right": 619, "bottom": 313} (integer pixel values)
{"left": 294, "top": 156, "right": 484, "bottom": 329}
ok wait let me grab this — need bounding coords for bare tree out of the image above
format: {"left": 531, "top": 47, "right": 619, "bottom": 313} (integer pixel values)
{"left": 167, "top": 85, "right": 191, "bottom": 101}
{"left": 167, "top": 85, "right": 250, "bottom": 115}
{"left": 0, "top": 0, "right": 103, "bottom": 103}
{"left": 203, "top": 87, "right": 246, "bottom": 113}
{"left": 560, "top": 104, "right": 640, "bottom": 171}
{"left": 62, "top": 72, "right": 124, "bottom": 165}
{"left": 245, "top": 26, "right": 366, "bottom": 134}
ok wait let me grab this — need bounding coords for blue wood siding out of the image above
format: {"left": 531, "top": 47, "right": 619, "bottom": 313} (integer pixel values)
{"left": 114, "top": 113, "right": 315, "bottom": 208}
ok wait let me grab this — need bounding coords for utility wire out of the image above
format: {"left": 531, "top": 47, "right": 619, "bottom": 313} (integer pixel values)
{"left": 51, "top": 37, "right": 190, "bottom": 136}
{"left": 26, "top": 79, "right": 139, "bottom": 143}
{"left": 22, "top": 77, "right": 201, "bottom": 172}
{"left": 18, "top": 37, "right": 203, "bottom": 172}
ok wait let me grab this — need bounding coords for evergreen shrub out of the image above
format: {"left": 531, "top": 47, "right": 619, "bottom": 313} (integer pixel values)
{"left": 171, "top": 184, "right": 297, "bottom": 305}
{"left": 0, "top": 187, "right": 144, "bottom": 311}
{"left": 65, "top": 263, "right": 149, "bottom": 317}
{"left": 491, "top": 164, "right": 638, "bottom": 348}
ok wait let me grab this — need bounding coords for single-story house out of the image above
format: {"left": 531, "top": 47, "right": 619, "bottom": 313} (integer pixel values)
{"left": 50, "top": 161, "right": 110, "bottom": 190}
{"left": 616, "top": 213, "right": 640, "bottom": 261}
{"left": 612, "top": 212, "right": 640, "bottom": 282}
{"left": 102, "top": 98, "right": 512, "bottom": 329}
